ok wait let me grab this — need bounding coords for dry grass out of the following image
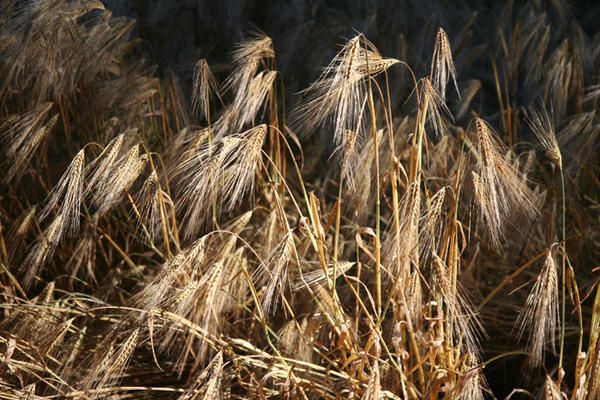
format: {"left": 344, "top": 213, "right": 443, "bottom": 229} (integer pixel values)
{"left": 0, "top": 1, "right": 598, "bottom": 399}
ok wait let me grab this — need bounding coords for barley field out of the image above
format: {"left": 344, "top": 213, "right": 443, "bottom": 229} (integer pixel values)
{"left": 0, "top": 1, "right": 598, "bottom": 399}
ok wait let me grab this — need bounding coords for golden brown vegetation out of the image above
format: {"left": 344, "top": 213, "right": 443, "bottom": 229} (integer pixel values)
{"left": 0, "top": 1, "right": 598, "bottom": 399}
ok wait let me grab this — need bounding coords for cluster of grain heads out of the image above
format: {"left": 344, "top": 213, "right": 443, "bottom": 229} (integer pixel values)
{"left": 80, "top": 328, "right": 140, "bottom": 398}
{"left": 91, "top": 144, "right": 149, "bottom": 218}
{"left": 0, "top": 1, "right": 598, "bottom": 398}
{"left": 20, "top": 213, "right": 64, "bottom": 288}
{"left": 173, "top": 125, "right": 266, "bottom": 238}
{"left": 0, "top": 0, "right": 156, "bottom": 132}
{"left": 39, "top": 149, "right": 86, "bottom": 238}
{"left": 178, "top": 351, "right": 224, "bottom": 400}
{"left": 431, "top": 27, "right": 460, "bottom": 102}
{"left": 15, "top": 139, "right": 153, "bottom": 287}
{"left": 456, "top": 353, "right": 487, "bottom": 400}
{"left": 526, "top": 103, "right": 562, "bottom": 169}
{"left": 432, "top": 259, "right": 482, "bottom": 361}
{"left": 192, "top": 59, "right": 221, "bottom": 124}
{"left": 382, "top": 182, "right": 420, "bottom": 282}
{"left": 134, "top": 167, "right": 175, "bottom": 246}
{"left": 215, "top": 34, "right": 275, "bottom": 137}
{"left": 471, "top": 118, "right": 541, "bottom": 247}
{"left": 131, "top": 214, "right": 252, "bottom": 375}
{"left": 1, "top": 102, "right": 56, "bottom": 182}
{"left": 85, "top": 133, "right": 126, "bottom": 196}
{"left": 419, "top": 77, "right": 452, "bottom": 138}
{"left": 224, "top": 34, "right": 275, "bottom": 98}
{"left": 515, "top": 247, "right": 560, "bottom": 367}
{"left": 255, "top": 232, "right": 294, "bottom": 315}
{"left": 419, "top": 186, "right": 447, "bottom": 261}
{"left": 291, "top": 34, "right": 399, "bottom": 147}
{"left": 6, "top": 205, "right": 37, "bottom": 261}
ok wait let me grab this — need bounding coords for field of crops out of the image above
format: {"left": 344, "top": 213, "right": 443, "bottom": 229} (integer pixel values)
{"left": 0, "top": 1, "right": 598, "bottom": 398}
